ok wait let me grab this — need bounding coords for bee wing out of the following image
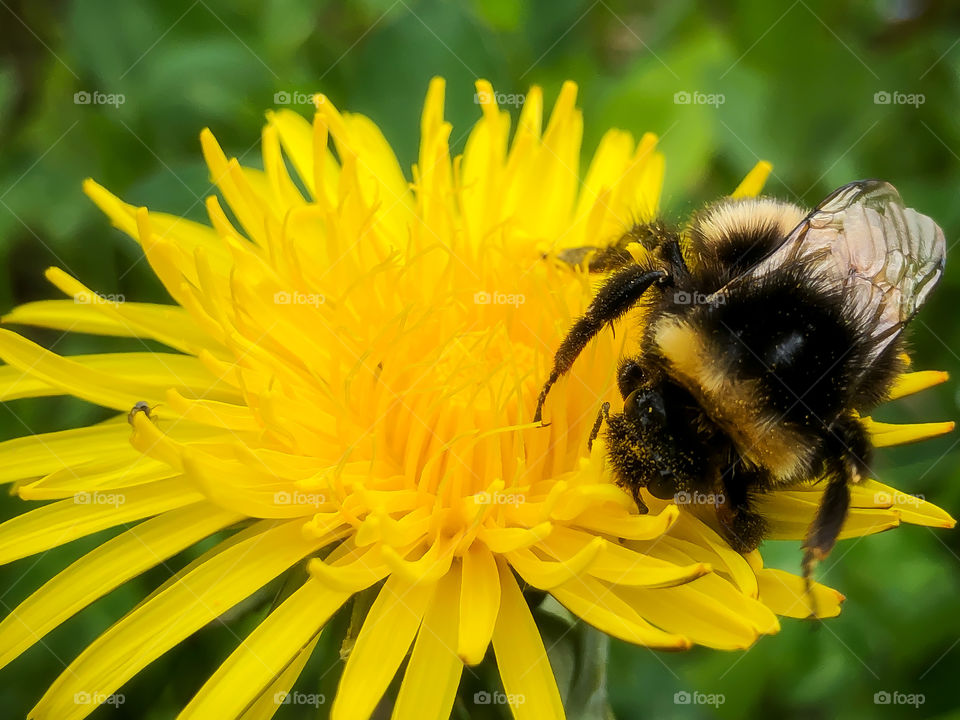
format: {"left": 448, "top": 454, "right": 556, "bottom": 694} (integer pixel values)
{"left": 727, "top": 180, "right": 945, "bottom": 359}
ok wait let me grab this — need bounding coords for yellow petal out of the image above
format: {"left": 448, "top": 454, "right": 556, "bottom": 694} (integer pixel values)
{"left": 306, "top": 543, "right": 390, "bottom": 593}
{"left": 18, "top": 455, "right": 175, "bottom": 501}
{"left": 30, "top": 520, "right": 335, "bottom": 720}
{"left": 614, "top": 572, "right": 778, "bottom": 650}
{"left": 851, "top": 479, "right": 955, "bottom": 528}
{"left": 863, "top": 416, "right": 955, "bottom": 447}
{"left": 392, "top": 566, "right": 463, "bottom": 720}
{"left": 758, "top": 491, "right": 900, "bottom": 540}
{"left": 730, "top": 160, "right": 772, "bottom": 198}
{"left": 505, "top": 537, "right": 603, "bottom": 589}
{"left": 888, "top": 370, "right": 949, "bottom": 400}
{"left": 570, "top": 503, "right": 680, "bottom": 540}
{"left": 0, "top": 478, "right": 203, "bottom": 564}
{"left": 491, "top": 558, "right": 565, "bottom": 720}
{"left": 0, "top": 503, "right": 240, "bottom": 670}
{"left": 0, "top": 422, "right": 138, "bottom": 485}
{"left": 0, "top": 351, "right": 236, "bottom": 403}
{"left": 458, "top": 544, "right": 500, "bottom": 665}
{"left": 332, "top": 575, "right": 435, "bottom": 720}
{"left": 0, "top": 329, "right": 196, "bottom": 411}
{"left": 551, "top": 574, "right": 692, "bottom": 649}
{"left": 41, "top": 267, "right": 222, "bottom": 357}
{"left": 540, "top": 526, "right": 709, "bottom": 588}
{"left": 237, "top": 635, "right": 320, "bottom": 720}
{"left": 179, "top": 578, "right": 349, "bottom": 719}
{"left": 757, "top": 568, "right": 844, "bottom": 619}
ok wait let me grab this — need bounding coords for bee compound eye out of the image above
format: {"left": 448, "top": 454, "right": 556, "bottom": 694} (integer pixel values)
{"left": 647, "top": 473, "right": 678, "bottom": 500}
{"left": 623, "top": 389, "right": 667, "bottom": 427}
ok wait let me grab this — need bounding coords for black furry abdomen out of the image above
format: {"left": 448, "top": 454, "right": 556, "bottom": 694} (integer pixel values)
{"left": 702, "top": 275, "right": 856, "bottom": 428}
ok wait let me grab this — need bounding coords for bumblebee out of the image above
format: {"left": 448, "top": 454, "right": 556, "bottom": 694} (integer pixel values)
{"left": 534, "top": 180, "right": 945, "bottom": 581}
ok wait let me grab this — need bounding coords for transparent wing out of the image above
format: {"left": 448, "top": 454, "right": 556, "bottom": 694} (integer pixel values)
{"left": 725, "top": 180, "right": 945, "bottom": 360}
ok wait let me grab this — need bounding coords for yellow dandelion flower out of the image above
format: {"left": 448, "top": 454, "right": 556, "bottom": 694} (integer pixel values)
{"left": 0, "top": 78, "right": 952, "bottom": 720}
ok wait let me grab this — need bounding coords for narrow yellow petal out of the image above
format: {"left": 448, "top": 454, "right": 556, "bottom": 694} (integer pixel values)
{"left": 0, "top": 329, "right": 191, "bottom": 411}
{"left": 551, "top": 574, "right": 692, "bottom": 649}
{"left": 0, "top": 351, "right": 236, "bottom": 403}
{"left": 179, "top": 578, "right": 349, "bottom": 719}
{"left": 540, "top": 526, "right": 709, "bottom": 588}
{"left": 505, "top": 537, "right": 603, "bottom": 589}
{"left": 30, "top": 520, "right": 335, "bottom": 720}
{"left": 332, "top": 575, "right": 435, "bottom": 720}
{"left": 491, "top": 558, "right": 565, "bottom": 720}
{"left": 41, "top": 267, "right": 223, "bottom": 357}
{"left": 851, "top": 479, "right": 956, "bottom": 528}
{"left": 238, "top": 635, "right": 320, "bottom": 720}
{"left": 0, "top": 503, "right": 240, "bottom": 670}
{"left": 306, "top": 544, "right": 390, "bottom": 593}
{"left": 0, "top": 422, "right": 137, "bottom": 485}
{"left": 477, "top": 522, "right": 552, "bottom": 553}
{"left": 757, "top": 568, "right": 844, "bottom": 619}
{"left": 0, "top": 478, "right": 203, "bottom": 565}
{"left": 18, "top": 455, "right": 175, "bottom": 501}
{"left": 731, "top": 160, "right": 772, "bottom": 198}
{"left": 392, "top": 567, "right": 463, "bottom": 720}
{"left": 614, "top": 573, "right": 778, "bottom": 650}
{"left": 888, "top": 370, "right": 949, "bottom": 400}
{"left": 3, "top": 300, "right": 136, "bottom": 337}
{"left": 458, "top": 544, "right": 500, "bottom": 665}
{"left": 266, "top": 108, "right": 318, "bottom": 195}
{"left": 759, "top": 491, "right": 900, "bottom": 540}
{"left": 863, "top": 417, "right": 955, "bottom": 446}
{"left": 571, "top": 504, "right": 679, "bottom": 540}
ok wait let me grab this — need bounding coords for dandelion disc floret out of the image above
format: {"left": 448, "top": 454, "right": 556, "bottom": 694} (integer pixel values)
{"left": 0, "top": 78, "right": 953, "bottom": 720}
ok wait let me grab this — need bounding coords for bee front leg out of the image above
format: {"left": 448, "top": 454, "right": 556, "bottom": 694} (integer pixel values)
{"left": 534, "top": 265, "right": 668, "bottom": 423}
{"left": 587, "top": 402, "right": 611, "bottom": 452}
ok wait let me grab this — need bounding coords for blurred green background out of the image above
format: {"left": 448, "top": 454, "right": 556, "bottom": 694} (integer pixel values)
{"left": 2, "top": 0, "right": 960, "bottom": 717}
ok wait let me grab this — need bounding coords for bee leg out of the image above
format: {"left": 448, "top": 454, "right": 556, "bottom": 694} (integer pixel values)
{"left": 716, "top": 466, "right": 767, "bottom": 554}
{"left": 587, "top": 402, "right": 611, "bottom": 452}
{"left": 801, "top": 416, "right": 870, "bottom": 615}
{"left": 628, "top": 483, "right": 650, "bottom": 515}
{"left": 534, "top": 265, "right": 668, "bottom": 423}
{"left": 800, "top": 469, "right": 849, "bottom": 618}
